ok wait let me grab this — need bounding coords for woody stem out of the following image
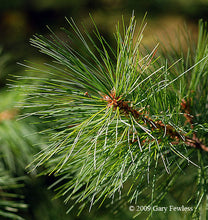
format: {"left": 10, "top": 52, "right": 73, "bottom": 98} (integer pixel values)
{"left": 116, "top": 99, "right": 208, "bottom": 152}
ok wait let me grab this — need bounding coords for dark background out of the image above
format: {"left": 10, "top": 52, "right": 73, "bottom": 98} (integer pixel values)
{"left": 1, "top": 0, "right": 208, "bottom": 60}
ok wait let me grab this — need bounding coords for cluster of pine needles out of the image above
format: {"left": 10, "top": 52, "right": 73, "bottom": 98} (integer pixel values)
{"left": 14, "top": 14, "right": 208, "bottom": 219}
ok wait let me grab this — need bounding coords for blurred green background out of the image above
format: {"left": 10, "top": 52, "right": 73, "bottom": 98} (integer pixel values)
{"left": 0, "top": 0, "right": 208, "bottom": 219}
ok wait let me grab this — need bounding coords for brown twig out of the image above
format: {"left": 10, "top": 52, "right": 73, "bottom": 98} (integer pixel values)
{"left": 180, "top": 98, "right": 208, "bottom": 152}
{"left": 100, "top": 89, "right": 208, "bottom": 152}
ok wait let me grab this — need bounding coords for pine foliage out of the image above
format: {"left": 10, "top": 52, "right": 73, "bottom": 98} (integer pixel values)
{"left": 0, "top": 49, "right": 47, "bottom": 219}
{"left": 0, "top": 168, "right": 27, "bottom": 220}
{"left": 17, "top": 15, "right": 208, "bottom": 218}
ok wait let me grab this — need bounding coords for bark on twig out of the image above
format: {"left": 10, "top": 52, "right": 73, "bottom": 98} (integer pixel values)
{"left": 101, "top": 89, "right": 208, "bottom": 152}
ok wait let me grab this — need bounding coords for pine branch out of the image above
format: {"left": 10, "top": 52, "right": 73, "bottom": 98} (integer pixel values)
{"left": 0, "top": 89, "right": 46, "bottom": 174}
{"left": 0, "top": 168, "right": 27, "bottom": 220}
{"left": 99, "top": 88, "right": 208, "bottom": 152}
{"left": 16, "top": 14, "right": 208, "bottom": 218}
